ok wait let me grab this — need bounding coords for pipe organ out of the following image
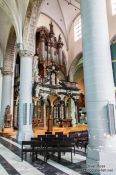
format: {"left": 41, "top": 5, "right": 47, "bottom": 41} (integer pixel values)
{"left": 14, "top": 22, "right": 80, "bottom": 129}
{"left": 32, "top": 22, "right": 80, "bottom": 129}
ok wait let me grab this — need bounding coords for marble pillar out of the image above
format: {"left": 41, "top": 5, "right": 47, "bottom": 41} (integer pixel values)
{"left": 0, "top": 71, "right": 12, "bottom": 129}
{"left": 43, "top": 97, "right": 47, "bottom": 129}
{"left": 70, "top": 99, "right": 76, "bottom": 126}
{"left": 74, "top": 98, "right": 79, "bottom": 124}
{"left": 17, "top": 50, "right": 34, "bottom": 142}
{"left": 81, "top": 0, "right": 116, "bottom": 174}
{"left": 50, "top": 38, "right": 54, "bottom": 61}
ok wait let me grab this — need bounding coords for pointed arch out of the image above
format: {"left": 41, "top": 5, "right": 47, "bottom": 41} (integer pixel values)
{"left": 3, "top": 26, "right": 16, "bottom": 73}
{"left": 23, "top": 0, "right": 43, "bottom": 52}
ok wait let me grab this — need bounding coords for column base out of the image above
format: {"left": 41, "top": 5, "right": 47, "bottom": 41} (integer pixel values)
{"left": 17, "top": 125, "right": 34, "bottom": 142}
{"left": 86, "top": 145, "right": 116, "bottom": 175}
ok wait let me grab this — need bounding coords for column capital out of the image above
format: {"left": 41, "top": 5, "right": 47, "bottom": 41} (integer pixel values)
{"left": 19, "top": 50, "right": 34, "bottom": 58}
{"left": 2, "top": 70, "right": 13, "bottom": 76}
{"left": 16, "top": 43, "right": 24, "bottom": 51}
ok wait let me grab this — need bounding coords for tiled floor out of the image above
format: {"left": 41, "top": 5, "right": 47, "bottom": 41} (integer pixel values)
{"left": 0, "top": 136, "right": 91, "bottom": 175}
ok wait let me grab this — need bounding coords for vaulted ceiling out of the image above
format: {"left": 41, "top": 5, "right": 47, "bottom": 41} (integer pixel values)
{"left": 0, "top": 0, "right": 29, "bottom": 52}
{"left": 40, "top": 0, "right": 80, "bottom": 39}
{"left": 0, "top": 0, "right": 80, "bottom": 53}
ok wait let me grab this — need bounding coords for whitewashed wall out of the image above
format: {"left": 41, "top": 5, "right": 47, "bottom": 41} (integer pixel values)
{"left": 68, "top": 0, "right": 116, "bottom": 72}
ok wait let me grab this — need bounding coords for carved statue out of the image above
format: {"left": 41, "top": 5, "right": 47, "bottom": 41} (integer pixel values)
{"left": 4, "top": 105, "right": 12, "bottom": 128}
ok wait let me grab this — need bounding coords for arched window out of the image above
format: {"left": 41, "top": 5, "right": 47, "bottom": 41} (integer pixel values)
{"left": 111, "top": 0, "right": 116, "bottom": 15}
{"left": 74, "top": 17, "right": 82, "bottom": 41}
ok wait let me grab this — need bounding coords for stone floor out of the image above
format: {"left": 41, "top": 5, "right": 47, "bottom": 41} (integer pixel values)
{"left": 0, "top": 136, "right": 92, "bottom": 175}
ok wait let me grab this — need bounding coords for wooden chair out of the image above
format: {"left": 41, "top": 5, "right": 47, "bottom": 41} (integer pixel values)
{"left": 55, "top": 132, "right": 63, "bottom": 138}
{"left": 76, "top": 131, "right": 88, "bottom": 152}
{"left": 44, "top": 138, "right": 59, "bottom": 162}
{"left": 31, "top": 140, "right": 46, "bottom": 162}
{"left": 45, "top": 131, "right": 52, "bottom": 135}
{"left": 21, "top": 141, "right": 33, "bottom": 161}
{"left": 59, "top": 139, "right": 73, "bottom": 162}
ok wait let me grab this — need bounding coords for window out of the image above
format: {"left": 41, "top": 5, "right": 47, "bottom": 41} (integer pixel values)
{"left": 111, "top": 0, "right": 116, "bottom": 15}
{"left": 74, "top": 17, "right": 82, "bottom": 41}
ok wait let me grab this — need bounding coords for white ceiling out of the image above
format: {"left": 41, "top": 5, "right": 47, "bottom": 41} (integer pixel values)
{"left": 0, "top": 0, "right": 29, "bottom": 52}
{"left": 0, "top": 0, "right": 80, "bottom": 52}
{"left": 40, "top": 0, "right": 80, "bottom": 39}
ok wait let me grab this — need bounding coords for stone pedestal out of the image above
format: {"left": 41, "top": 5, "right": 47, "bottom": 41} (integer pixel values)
{"left": 87, "top": 145, "right": 116, "bottom": 175}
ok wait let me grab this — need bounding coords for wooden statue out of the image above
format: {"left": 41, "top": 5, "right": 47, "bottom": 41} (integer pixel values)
{"left": 4, "top": 105, "right": 12, "bottom": 128}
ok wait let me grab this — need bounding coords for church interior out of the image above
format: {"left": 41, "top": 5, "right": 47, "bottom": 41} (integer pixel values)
{"left": 0, "top": 0, "right": 116, "bottom": 175}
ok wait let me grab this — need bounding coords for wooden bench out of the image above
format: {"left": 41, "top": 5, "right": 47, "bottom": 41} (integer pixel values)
{"left": 21, "top": 140, "right": 45, "bottom": 162}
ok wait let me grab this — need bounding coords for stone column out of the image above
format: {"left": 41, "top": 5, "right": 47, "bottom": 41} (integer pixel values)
{"left": 13, "top": 103, "right": 18, "bottom": 129}
{"left": 70, "top": 99, "right": 76, "bottom": 126}
{"left": 81, "top": 0, "right": 116, "bottom": 174}
{"left": 60, "top": 100, "right": 64, "bottom": 119}
{"left": 47, "top": 38, "right": 51, "bottom": 62}
{"left": 42, "top": 96, "right": 48, "bottom": 129}
{"left": 74, "top": 98, "right": 79, "bottom": 124}
{"left": 50, "top": 38, "right": 54, "bottom": 61}
{"left": 17, "top": 50, "right": 34, "bottom": 142}
{"left": 0, "top": 71, "right": 12, "bottom": 129}
{"left": 65, "top": 102, "right": 69, "bottom": 119}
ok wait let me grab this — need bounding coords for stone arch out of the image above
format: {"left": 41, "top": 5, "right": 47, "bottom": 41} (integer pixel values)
{"left": 3, "top": 26, "right": 16, "bottom": 73}
{"left": 68, "top": 52, "right": 83, "bottom": 81}
{"left": 23, "top": 0, "right": 43, "bottom": 52}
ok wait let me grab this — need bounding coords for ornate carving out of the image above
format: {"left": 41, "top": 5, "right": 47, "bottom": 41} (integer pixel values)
{"left": 2, "top": 70, "right": 13, "bottom": 76}
{"left": 19, "top": 50, "right": 34, "bottom": 57}
{"left": 17, "top": 43, "right": 24, "bottom": 51}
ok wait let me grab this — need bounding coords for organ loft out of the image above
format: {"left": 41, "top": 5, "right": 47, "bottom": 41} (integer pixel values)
{"left": 13, "top": 22, "right": 80, "bottom": 130}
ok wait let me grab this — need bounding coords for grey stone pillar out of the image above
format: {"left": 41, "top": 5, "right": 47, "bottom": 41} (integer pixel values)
{"left": 81, "top": 0, "right": 116, "bottom": 174}
{"left": 70, "top": 99, "right": 76, "bottom": 126}
{"left": 74, "top": 98, "right": 79, "bottom": 124}
{"left": 65, "top": 103, "right": 69, "bottom": 119}
{"left": 0, "top": 71, "right": 12, "bottom": 129}
{"left": 50, "top": 39, "right": 54, "bottom": 61}
{"left": 17, "top": 50, "right": 34, "bottom": 142}
{"left": 47, "top": 38, "right": 51, "bottom": 62}
{"left": 42, "top": 95, "right": 48, "bottom": 129}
